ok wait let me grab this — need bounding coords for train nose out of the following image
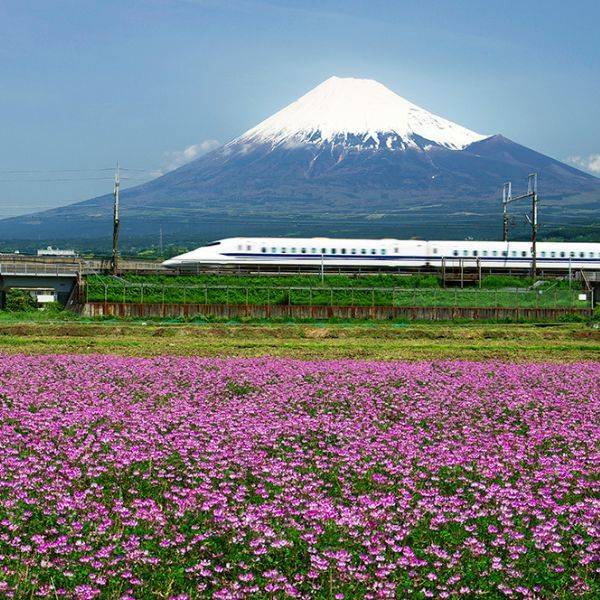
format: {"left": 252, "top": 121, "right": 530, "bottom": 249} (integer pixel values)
{"left": 162, "top": 258, "right": 179, "bottom": 268}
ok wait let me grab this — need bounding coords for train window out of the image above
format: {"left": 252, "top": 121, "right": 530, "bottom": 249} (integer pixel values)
{"left": 311, "top": 248, "right": 316, "bottom": 254}
{"left": 590, "top": 252, "right": 595, "bottom": 258}
{"left": 271, "top": 247, "right": 276, "bottom": 253}
{"left": 432, "top": 248, "right": 438, "bottom": 255}
{"left": 246, "top": 245, "right": 252, "bottom": 251}
{"left": 369, "top": 249, "right": 375, "bottom": 255}
{"left": 579, "top": 252, "right": 585, "bottom": 258}
{"left": 541, "top": 251, "right": 546, "bottom": 257}
{"left": 360, "top": 249, "right": 367, "bottom": 255}
{"left": 381, "top": 249, "right": 386, "bottom": 255}
{"left": 394, "top": 247, "right": 399, "bottom": 253}
{"left": 501, "top": 251, "right": 507, "bottom": 256}
{"left": 290, "top": 247, "right": 296, "bottom": 253}
{"left": 560, "top": 252, "right": 565, "bottom": 257}
{"left": 351, "top": 249, "right": 357, "bottom": 255}
{"left": 331, "top": 248, "right": 337, "bottom": 254}
{"left": 301, "top": 248, "right": 306, "bottom": 254}
{"left": 453, "top": 250, "right": 459, "bottom": 256}
{"left": 521, "top": 251, "right": 527, "bottom": 257}
{"left": 482, "top": 250, "right": 488, "bottom": 257}
{"left": 341, "top": 248, "right": 347, "bottom": 254}
{"left": 237, "top": 244, "right": 243, "bottom": 251}
{"left": 492, "top": 250, "right": 497, "bottom": 256}
{"left": 511, "top": 251, "right": 517, "bottom": 257}
{"left": 570, "top": 251, "right": 575, "bottom": 257}
{"left": 463, "top": 250, "right": 468, "bottom": 256}
{"left": 473, "top": 250, "right": 478, "bottom": 257}
{"left": 261, "top": 247, "right": 267, "bottom": 253}
{"left": 321, "top": 248, "right": 326, "bottom": 254}
{"left": 281, "top": 247, "right": 286, "bottom": 254}
{"left": 551, "top": 251, "right": 556, "bottom": 257}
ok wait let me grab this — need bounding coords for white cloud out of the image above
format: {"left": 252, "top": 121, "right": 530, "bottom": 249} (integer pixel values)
{"left": 566, "top": 154, "right": 600, "bottom": 175}
{"left": 154, "top": 139, "right": 221, "bottom": 176}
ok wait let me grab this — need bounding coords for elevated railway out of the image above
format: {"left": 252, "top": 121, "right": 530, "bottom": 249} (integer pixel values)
{"left": 0, "top": 254, "right": 600, "bottom": 307}
{"left": 1, "top": 253, "right": 598, "bottom": 279}
{"left": 1, "top": 254, "right": 597, "bottom": 311}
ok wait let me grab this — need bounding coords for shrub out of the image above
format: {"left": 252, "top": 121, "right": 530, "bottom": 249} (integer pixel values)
{"left": 4, "top": 289, "right": 37, "bottom": 312}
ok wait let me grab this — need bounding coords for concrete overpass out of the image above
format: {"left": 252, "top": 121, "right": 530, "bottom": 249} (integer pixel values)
{"left": 0, "top": 254, "right": 167, "bottom": 274}
{"left": 0, "top": 261, "right": 80, "bottom": 309}
{"left": 0, "top": 255, "right": 168, "bottom": 309}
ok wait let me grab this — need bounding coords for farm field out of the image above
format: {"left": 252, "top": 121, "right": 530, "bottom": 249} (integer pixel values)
{"left": 0, "top": 321, "right": 598, "bottom": 361}
{"left": 85, "top": 274, "right": 587, "bottom": 309}
{"left": 0, "top": 355, "right": 597, "bottom": 598}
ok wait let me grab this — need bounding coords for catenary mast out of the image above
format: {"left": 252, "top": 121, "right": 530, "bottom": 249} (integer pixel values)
{"left": 112, "top": 162, "right": 120, "bottom": 275}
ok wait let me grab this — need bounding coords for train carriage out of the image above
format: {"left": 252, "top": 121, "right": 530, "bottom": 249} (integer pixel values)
{"left": 163, "top": 237, "right": 600, "bottom": 272}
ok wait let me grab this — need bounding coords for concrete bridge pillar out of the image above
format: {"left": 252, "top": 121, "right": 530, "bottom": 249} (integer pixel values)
{"left": 591, "top": 282, "right": 600, "bottom": 308}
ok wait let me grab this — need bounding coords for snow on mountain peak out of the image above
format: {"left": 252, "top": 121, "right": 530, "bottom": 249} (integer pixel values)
{"left": 237, "top": 76, "right": 487, "bottom": 151}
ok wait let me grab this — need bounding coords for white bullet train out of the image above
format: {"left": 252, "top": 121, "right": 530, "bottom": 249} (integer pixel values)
{"left": 163, "top": 237, "right": 600, "bottom": 271}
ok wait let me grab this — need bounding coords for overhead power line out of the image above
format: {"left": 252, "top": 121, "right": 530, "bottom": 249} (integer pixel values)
{"left": 0, "top": 166, "right": 156, "bottom": 174}
{"left": 0, "top": 177, "right": 150, "bottom": 183}
{"left": 0, "top": 168, "right": 116, "bottom": 174}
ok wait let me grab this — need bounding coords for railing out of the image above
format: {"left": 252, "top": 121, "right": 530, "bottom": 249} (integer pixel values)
{"left": 84, "top": 282, "right": 592, "bottom": 310}
{"left": 0, "top": 261, "right": 81, "bottom": 276}
{"left": 82, "top": 259, "right": 167, "bottom": 273}
{"left": 0, "top": 255, "right": 166, "bottom": 275}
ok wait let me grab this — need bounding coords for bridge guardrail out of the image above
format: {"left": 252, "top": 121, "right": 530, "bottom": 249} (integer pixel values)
{"left": 0, "top": 261, "right": 81, "bottom": 276}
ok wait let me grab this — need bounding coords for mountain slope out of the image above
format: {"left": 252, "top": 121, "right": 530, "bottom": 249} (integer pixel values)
{"left": 1, "top": 76, "right": 598, "bottom": 244}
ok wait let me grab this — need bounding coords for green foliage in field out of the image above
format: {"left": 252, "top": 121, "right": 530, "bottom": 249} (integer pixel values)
{"left": 480, "top": 275, "right": 533, "bottom": 288}
{"left": 109, "top": 272, "right": 443, "bottom": 289}
{"left": 481, "top": 275, "right": 580, "bottom": 290}
{"left": 4, "top": 289, "right": 37, "bottom": 312}
{"left": 84, "top": 273, "right": 587, "bottom": 309}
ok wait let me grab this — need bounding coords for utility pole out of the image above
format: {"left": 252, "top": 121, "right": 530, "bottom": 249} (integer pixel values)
{"left": 501, "top": 173, "right": 539, "bottom": 278}
{"left": 112, "top": 162, "right": 120, "bottom": 275}
{"left": 159, "top": 227, "right": 164, "bottom": 257}
{"left": 502, "top": 182, "right": 512, "bottom": 242}
{"left": 528, "top": 173, "right": 538, "bottom": 278}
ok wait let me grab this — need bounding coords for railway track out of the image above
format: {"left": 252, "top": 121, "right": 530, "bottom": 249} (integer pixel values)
{"left": 0, "top": 253, "right": 590, "bottom": 280}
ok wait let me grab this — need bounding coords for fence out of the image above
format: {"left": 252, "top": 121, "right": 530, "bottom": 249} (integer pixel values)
{"left": 84, "top": 281, "right": 593, "bottom": 310}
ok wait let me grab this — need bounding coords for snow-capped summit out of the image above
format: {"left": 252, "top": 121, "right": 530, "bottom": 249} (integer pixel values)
{"left": 236, "top": 76, "right": 488, "bottom": 151}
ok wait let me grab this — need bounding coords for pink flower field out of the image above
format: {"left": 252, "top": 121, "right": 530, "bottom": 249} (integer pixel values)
{"left": 0, "top": 355, "right": 598, "bottom": 599}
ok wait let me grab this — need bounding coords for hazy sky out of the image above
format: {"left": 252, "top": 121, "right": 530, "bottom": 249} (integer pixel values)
{"left": 1, "top": 0, "right": 599, "bottom": 218}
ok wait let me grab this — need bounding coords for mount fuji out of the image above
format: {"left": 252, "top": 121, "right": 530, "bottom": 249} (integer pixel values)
{"left": 236, "top": 76, "right": 487, "bottom": 151}
{"left": 2, "top": 76, "right": 599, "bottom": 245}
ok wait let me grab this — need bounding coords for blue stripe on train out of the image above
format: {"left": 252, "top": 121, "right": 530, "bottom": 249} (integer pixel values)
{"left": 221, "top": 253, "right": 600, "bottom": 263}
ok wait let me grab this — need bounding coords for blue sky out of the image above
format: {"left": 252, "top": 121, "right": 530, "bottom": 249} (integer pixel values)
{"left": 1, "top": 0, "right": 599, "bottom": 218}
